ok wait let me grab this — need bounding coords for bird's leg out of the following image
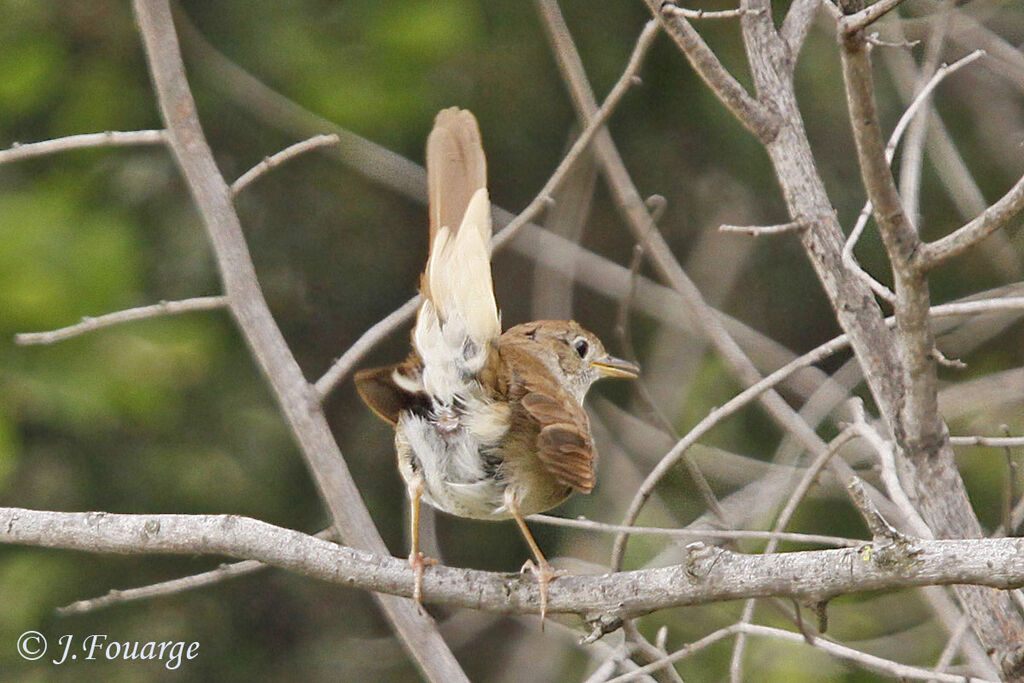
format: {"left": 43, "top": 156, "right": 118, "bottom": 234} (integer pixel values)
{"left": 407, "top": 478, "right": 437, "bottom": 605}
{"left": 505, "top": 492, "right": 564, "bottom": 628}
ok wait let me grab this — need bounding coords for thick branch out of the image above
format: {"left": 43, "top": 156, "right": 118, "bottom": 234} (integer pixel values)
{"left": 6, "top": 508, "right": 1024, "bottom": 621}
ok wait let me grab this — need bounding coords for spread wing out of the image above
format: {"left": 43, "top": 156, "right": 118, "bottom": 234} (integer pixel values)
{"left": 520, "top": 382, "right": 596, "bottom": 494}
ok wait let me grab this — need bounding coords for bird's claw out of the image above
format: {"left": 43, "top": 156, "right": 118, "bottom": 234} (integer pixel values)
{"left": 409, "top": 551, "right": 438, "bottom": 606}
{"left": 520, "top": 559, "right": 566, "bottom": 629}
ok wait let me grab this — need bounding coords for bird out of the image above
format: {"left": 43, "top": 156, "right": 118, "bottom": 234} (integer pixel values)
{"left": 354, "top": 107, "right": 639, "bottom": 622}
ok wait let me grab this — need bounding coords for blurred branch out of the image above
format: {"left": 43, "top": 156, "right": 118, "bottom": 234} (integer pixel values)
{"left": 610, "top": 622, "right": 995, "bottom": 683}
{"left": 718, "top": 220, "right": 805, "bottom": 236}
{"left": 14, "top": 296, "right": 229, "bottom": 345}
{"left": 130, "top": 2, "right": 465, "bottom": 680}
{"left": 0, "top": 129, "right": 166, "bottom": 164}
{"left": 230, "top": 133, "right": 339, "bottom": 196}
{"left": 7, "top": 507, "right": 1024, "bottom": 625}
{"left": 950, "top": 435, "right": 1024, "bottom": 449}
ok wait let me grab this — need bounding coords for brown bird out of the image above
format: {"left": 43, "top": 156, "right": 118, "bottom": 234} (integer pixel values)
{"left": 355, "top": 108, "right": 639, "bottom": 621}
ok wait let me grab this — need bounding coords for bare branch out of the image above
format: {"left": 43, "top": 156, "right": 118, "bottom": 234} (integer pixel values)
{"left": 950, "top": 435, "right": 1024, "bottom": 449}
{"left": 7, "top": 507, "right": 1024, "bottom": 623}
{"left": 642, "top": 0, "right": 779, "bottom": 142}
{"left": 848, "top": 406, "right": 932, "bottom": 537}
{"left": 14, "top": 296, "right": 229, "bottom": 345}
{"left": 780, "top": 0, "right": 822, "bottom": 56}
{"left": 491, "top": 19, "right": 661, "bottom": 253}
{"left": 613, "top": 622, "right": 994, "bottom": 683}
{"left": 661, "top": 4, "right": 762, "bottom": 21}
{"left": 0, "top": 130, "right": 166, "bottom": 164}
{"left": 840, "top": 50, "right": 985, "bottom": 304}
{"left": 839, "top": 0, "right": 908, "bottom": 36}
{"left": 314, "top": 296, "right": 420, "bottom": 398}
{"left": 230, "top": 133, "right": 340, "bottom": 196}
{"left": 719, "top": 220, "right": 805, "bottom": 236}
{"left": 920, "top": 172, "right": 1024, "bottom": 270}
{"left": 528, "top": 514, "right": 860, "bottom": 547}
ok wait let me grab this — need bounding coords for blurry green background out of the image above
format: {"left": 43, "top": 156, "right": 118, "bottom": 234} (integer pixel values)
{"left": 1, "top": 0, "right": 1022, "bottom": 680}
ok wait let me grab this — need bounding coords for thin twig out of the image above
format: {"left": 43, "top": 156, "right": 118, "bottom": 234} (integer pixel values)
{"left": 719, "top": 221, "right": 806, "bottom": 236}
{"left": 14, "top": 296, "right": 229, "bottom": 345}
{"left": 612, "top": 621, "right": 995, "bottom": 683}
{"left": 729, "top": 422, "right": 861, "bottom": 680}
{"left": 839, "top": 0, "right": 909, "bottom": 35}
{"left": 0, "top": 130, "right": 166, "bottom": 164}
{"left": 661, "top": 4, "right": 762, "bottom": 21}
{"left": 528, "top": 514, "right": 859, "bottom": 547}
{"left": 897, "top": 3, "right": 952, "bottom": 229}
{"left": 615, "top": 244, "right": 727, "bottom": 524}
{"left": 230, "top": 133, "right": 340, "bottom": 195}
{"left": 919, "top": 171, "right": 1024, "bottom": 270}
{"left": 950, "top": 435, "right": 1024, "bottom": 449}
{"left": 847, "top": 404, "right": 932, "bottom": 537}
{"left": 58, "top": 529, "right": 334, "bottom": 615}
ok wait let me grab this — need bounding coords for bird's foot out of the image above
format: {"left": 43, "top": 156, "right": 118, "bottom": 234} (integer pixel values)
{"left": 409, "top": 551, "right": 438, "bottom": 606}
{"left": 521, "top": 559, "right": 567, "bottom": 629}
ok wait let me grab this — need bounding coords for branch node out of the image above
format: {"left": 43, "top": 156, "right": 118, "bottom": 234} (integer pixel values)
{"left": 847, "top": 477, "right": 906, "bottom": 546}
{"left": 582, "top": 613, "right": 625, "bottom": 644}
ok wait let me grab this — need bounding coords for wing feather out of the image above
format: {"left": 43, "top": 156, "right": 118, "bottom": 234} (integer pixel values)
{"left": 521, "top": 388, "right": 596, "bottom": 493}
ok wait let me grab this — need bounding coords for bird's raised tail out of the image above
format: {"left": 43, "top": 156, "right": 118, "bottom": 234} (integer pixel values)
{"left": 415, "top": 109, "right": 500, "bottom": 402}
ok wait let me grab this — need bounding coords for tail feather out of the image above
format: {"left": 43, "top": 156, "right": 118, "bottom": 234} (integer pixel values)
{"left": 416, "top": 108, "right": 500, "bottom": 402}
{"left": 426, "top": 107, "right": 488, "bottom": 252}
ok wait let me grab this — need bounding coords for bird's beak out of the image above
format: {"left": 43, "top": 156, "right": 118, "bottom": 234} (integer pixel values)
{"left": 591, "top": 355, "right": 640, "bottom": 379}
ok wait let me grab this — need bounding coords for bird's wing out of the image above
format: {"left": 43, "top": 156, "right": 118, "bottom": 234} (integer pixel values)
{"left": 415, "top": 108, "right": 500, "bottom": 401}
{"left": 354, "top": 357, "right": 426, "bottom": 426}
{"left": 520, "top": 380, "right": 596, "bottom": 494}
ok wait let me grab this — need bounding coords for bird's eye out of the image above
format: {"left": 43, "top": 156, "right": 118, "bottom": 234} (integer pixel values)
{"left": 573, "top": 338, "right": 589, "bottom": 358}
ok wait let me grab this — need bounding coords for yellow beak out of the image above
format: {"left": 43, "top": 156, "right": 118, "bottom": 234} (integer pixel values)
{"left": 591, "top": 355, "right": 640, "bottom": 379}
